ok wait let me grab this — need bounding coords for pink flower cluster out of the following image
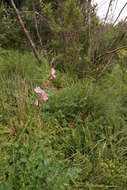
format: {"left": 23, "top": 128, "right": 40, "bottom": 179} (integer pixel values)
{"left": 34, "top": 68, "right": 56, "bottom": 107}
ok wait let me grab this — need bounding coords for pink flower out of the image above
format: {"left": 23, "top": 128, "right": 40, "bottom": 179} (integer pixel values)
{"left": 50, "top": 68, "right": 56, "bottom": 79}
{"left": 34, "top": 86, "right": 45, "bottom": 94}
{"left": 34, "top": 99, "right": 39, "bottom": 107}
{"left": 41, "top": 92, "right": 48, "bottom": 102}
{"left": 34, "top": 86, "right": 48, "bottom": 102}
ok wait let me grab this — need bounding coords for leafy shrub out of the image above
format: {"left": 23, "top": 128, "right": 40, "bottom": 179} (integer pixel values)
{"left": 44, "top": 65, "right": 124, "bottom": 128}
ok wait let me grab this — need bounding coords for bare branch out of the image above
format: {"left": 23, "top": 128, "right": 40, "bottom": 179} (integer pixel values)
{"left": 97, "top": 43, "right": 127, "bottom": 59}
{"left": 113, "top": 2, "right": 127, "bottom": 26}
{"left": 10, "top": 0, "right": 42, "bottom": 64}
{"left": 88, "top": 0, "right": 92, "bottom": 56}
{"left": 32, "top": 2, "right": 43, "bottom": 50}
{"left": 104, "top": 0, "right": 113, "bottom": 24}
{"left": 97, "top": 54, "right": 114, "bottom": 79}
{"left": 97, "top": 27, "right": 127, "bottom": 79}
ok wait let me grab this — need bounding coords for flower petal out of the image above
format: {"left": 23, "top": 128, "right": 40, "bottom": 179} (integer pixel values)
{"left": 34, "top": 86, "right": 45, "bottom": 94}
{"left": 41, "top": 93, "right": 48, "bottom": 102}
{"left": 34, "top": 99, "right": 39, "bottom": 107}
{"left": 50, "top": 68, "right": 56, "bottom": 79}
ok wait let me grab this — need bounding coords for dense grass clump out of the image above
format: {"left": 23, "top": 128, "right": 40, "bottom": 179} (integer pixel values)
{"left": 1, "top": 49, "right": 127, "bottom": 189}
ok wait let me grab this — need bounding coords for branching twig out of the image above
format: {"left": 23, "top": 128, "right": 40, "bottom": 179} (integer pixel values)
{"left": 97, "top": 54, "right": 115, "bottom": 79}
{"left": 97, "top": 25, "right": 127, "bottom": 79}
{"left": 97, "top": 43, "right": 127, "bottom": 59}
{"left": 96, "top": 29, "right": 126, "bottom": 61}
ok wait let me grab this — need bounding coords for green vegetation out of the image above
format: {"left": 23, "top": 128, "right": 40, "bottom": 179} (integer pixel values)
{"left": 1, "top": 0, "right": 127, "bottom": 189}
{"left": 1, "top": 49, "right": 127, "bottom": 189}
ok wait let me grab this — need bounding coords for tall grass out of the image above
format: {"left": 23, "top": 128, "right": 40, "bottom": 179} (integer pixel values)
{"left": 0, "top": 49, "right": 127, "bottom": 189}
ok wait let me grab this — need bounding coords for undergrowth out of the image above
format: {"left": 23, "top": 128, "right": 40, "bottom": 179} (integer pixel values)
{"left": 0, "top": 49, "right": 127, "bottom": 189}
